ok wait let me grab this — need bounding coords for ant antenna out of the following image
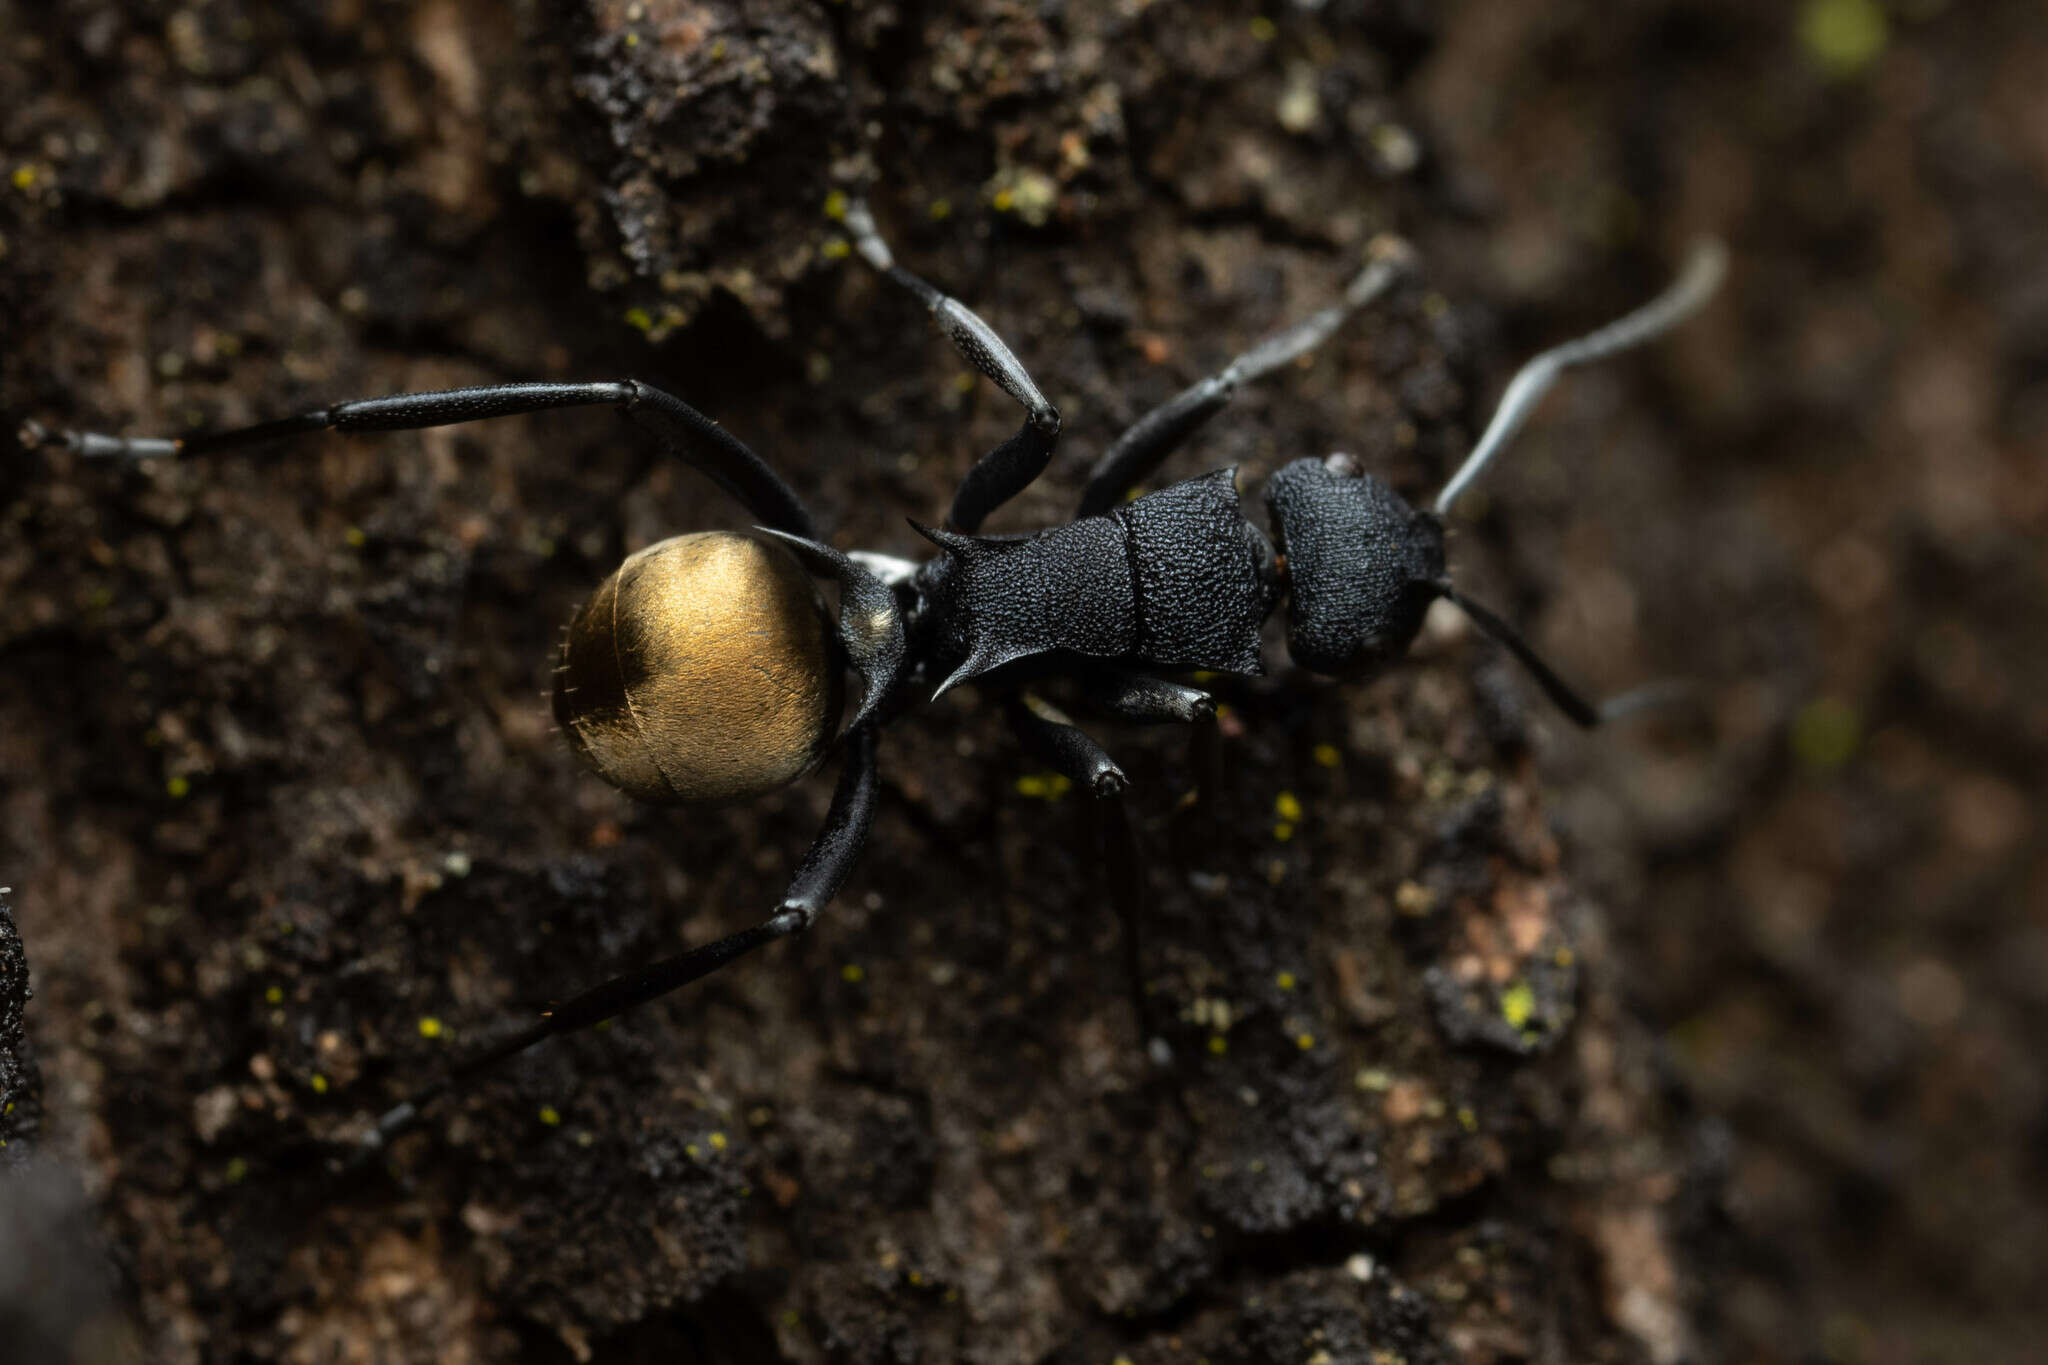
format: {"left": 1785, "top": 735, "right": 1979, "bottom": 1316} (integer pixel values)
{"left": 1435, "top": 582, "right": 1598, "bottom": 727}
{"left": 1435, "top": 583, "right": 1700, "bottom": 729}
{"left": 1434, "top": 240, "right": 1728, "bottom": 517}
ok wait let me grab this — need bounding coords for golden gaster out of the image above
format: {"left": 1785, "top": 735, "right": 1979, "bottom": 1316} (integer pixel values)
{"left": 554, "top": 531, "right": 844, "bottom": 805}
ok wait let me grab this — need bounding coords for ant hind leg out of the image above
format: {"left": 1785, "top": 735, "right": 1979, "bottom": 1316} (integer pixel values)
{"left": 351, "top": 725, "right": 880, "bottom": 1166}
{"left": 25, "top": 378, "right": 821, "bottom": 538}
{"left": 1004, "top": 692, "right": 1161, "bottom": 1054}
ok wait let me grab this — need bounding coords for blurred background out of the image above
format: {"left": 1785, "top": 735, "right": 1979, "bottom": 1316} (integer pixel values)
{"left": 1417, "top": 2, "right": 2046, "bottom": 1358}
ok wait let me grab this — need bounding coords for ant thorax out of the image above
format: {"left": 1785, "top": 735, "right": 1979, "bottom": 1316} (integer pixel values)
{"left": 910, "top": 468, "right": 1278, "bottom": 698}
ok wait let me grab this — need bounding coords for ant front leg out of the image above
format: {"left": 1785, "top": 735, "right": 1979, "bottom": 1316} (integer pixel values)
{"left": 24, "top": 379, "right": 820, "bottom": 538}
{"left": 845, "top": 200, "right": 1062, "bottom": 533}
{"left": 354, "top": 726, "right": 880, "bottom": 1163}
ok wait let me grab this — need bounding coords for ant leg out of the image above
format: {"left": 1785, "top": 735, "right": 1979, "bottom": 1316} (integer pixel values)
{"left": 355, "top": 726, "right": 879, "bottom": 1162}
{"left": 1098, "top": 795, "right": 1153, "bottom": 1059}
{"left": 1008, "top": 691, "right": 1128, "bottom": 797}
{"left": 844, "top": 200, "right": 1062, "bottom": 534}
{"left": 1068, "top": 660, "right": 1224, "bottom": 818}
{"left": 23, "top": 379, "right": 819, "bottom": 539}
{"left": 1189, "top": 710, "right": 1224, "bottom": 812}
{"left": 1077, "top": 237, "right": 1415, "bottom": 518}
{"left": 1005, "top": 693, "right": 1160, "bottom": 1056}
{"left": 1067, "top": 663, "right": 1216, "bottom": 727}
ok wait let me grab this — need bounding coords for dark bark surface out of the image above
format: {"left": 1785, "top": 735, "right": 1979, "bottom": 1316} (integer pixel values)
{"left": 0, "top": 888, "right": 38, "bottom": 1162}
{"left": 2, "top": 2, "right": 2038, "bottom": 1363}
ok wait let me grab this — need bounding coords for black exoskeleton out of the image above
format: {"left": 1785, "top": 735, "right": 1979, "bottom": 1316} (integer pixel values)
{"left": 905, "top": 454, "right": 1454, "bottom": 696}
{"left": 910, "top": 467, "right": 1280, "bottom": 696}
{"left": 24, "top": 198, "right": 1726, "bottom": 1163}
{"left": 1266, "top": 453, "right": 1446, "bottom": 677}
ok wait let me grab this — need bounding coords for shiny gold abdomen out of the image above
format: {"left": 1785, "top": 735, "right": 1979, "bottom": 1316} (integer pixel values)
{"left": 553, "top": 531, "right": 844, "bottom": 805}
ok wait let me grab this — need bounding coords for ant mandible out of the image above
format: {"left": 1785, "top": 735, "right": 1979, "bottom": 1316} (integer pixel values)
{"left": 23, "top": 201, "right": 1725, "bottom": 1162}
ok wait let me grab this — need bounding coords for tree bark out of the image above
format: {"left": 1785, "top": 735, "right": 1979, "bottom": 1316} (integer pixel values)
{"left": 0, "top": 3, "right": 1706, "bottom": 1360}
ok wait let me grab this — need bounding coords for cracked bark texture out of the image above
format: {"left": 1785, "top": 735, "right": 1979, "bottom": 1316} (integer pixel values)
{"left": 4, "top": 2, "right": 1731, "bottom": 1362}
{"left": 0, "top": 888, "right": 39, "bottom": 1163}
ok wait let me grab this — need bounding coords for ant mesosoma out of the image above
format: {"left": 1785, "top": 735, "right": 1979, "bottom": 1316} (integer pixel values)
{"left": 23, "top": 202, "right": 1725, "bottom": 1161}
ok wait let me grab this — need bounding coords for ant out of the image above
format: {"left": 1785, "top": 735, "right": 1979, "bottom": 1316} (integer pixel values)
{"left": 22, "top": 201, "right": 1725, "bottom": 1163}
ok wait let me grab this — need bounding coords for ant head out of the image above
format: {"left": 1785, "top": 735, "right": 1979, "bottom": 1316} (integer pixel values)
{"left": 1265, "top": 453, "right": 1447, "bottom": 678}
{"left": 554, "top": 532, "right": 846, "bottom": 806}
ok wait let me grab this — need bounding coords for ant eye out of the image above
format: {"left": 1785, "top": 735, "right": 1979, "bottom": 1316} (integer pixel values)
{"left": 553, "top": 531, "right": 845, "bottom": 806}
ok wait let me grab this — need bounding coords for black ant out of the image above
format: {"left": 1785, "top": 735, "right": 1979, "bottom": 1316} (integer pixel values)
{"left": 22, "top": 201, "right": 1725, "bottom": 1162}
